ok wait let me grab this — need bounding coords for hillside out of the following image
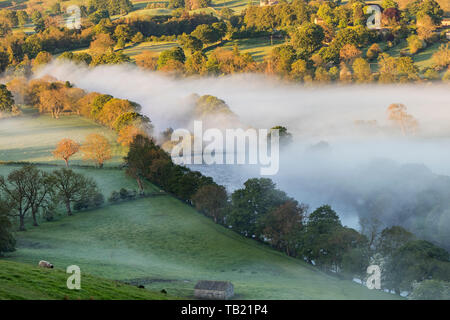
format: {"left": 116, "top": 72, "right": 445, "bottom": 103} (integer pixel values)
{"left": 5, "top": 194, "right": 401, "bottom": 300}
{"left": 0, "top": 260, "right": 172, "bottom": 300}
{"left": 0, "top": 115, "right": 400, "bottom": 300}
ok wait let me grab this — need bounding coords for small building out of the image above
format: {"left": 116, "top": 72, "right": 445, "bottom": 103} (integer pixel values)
{"left": 441, "top": 18, "right": 450, "bottom": 28}
{"left": 314, "top": 17, "right": 324, "bottom": 25}
{"left": 194, "top": 281, "right": 234, "bottom": 300}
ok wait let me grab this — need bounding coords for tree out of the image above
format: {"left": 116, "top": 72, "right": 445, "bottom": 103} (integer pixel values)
{"left": 114, "top": 24, "right": 132, "bottom": 42}
{"left": 300, "top": 205, "right": 342, "bottom": 264}
{"left": 192, "top": 184, "right": 228, "bottom": 224}
{"left": 407, "top": 35, "right": 425, "bottom": 54}
{"left": 0, "top": 50, "right": 9, "bottom": 74}
{"left": 89, "top": 33, "right": 115, "bottom": 55}
{"left": 385, "top": 240, "right": 450, "bottom": 293}
{"left": 135, "top": 51, "right": 159, "bottom": 71}
{"left": 291, "top": 23, "right": 324, "bottom": 58}
{"left": 53, "top": 138, "right": 80, "bottom": 167}
{"left": 16, "top": 10, "right": 29, "bottom": 26}
{"left": 290, "top": 59, "right": 309, "bottom": 81}
{"left": 416, "top": 14, "right": 436, "bottom": 41}
{"left": 408, "top": 0, "right": 443, "bottom": 25}
{"left": 0, "top": 167, "right": 32, "bottom": 231}
{"left": 22, "top": 165, "right": 55, "bottom": 227}
{"left": 191, "top": 24, "right": 221, "bottom": 44}
{"left": 431, "top": 44, "right": 449, "bottom": 70}
{"left": 387, "top": 103, "right": 419, "bottom": 135}
{"left": 409, "top": 280, "right": 450, "bottom": 300}
{"left": 339, "top": 44, "right": 361, "bottom": 63}
{"left": 185, "top": 51, "right": 206, "bottom": 75}
{"left": 352, "top": 57, "right": 372, "bottom": 83}
{"left": 178, "top": 34, "right": 203, "bottom": 53}
{"left": 376, "top": 226, "right": 415, "bottom": 256}
{"left": 381, "top": 0, "right": 398, "bottom": 9}
{"left": 32, "top": 51, "right": 53, "bottom": 70}
{"left": 38, "top": 85, "right": 69, "bottom": 119}
{"left": 267, "top": 45, "right": 297, "bottom": 75}
{"left": 0, "top": 199, "right": 15, "bottom": 255}
{"left": 157, "top": 47, "right": 186, "bottom": 69}
{"left": 131, "top": 32, "right": 144, "bottom": 44}
{"left": 169, "top": 0, "right": 185, "bottom": 8}
{"left": 378, "top": 53, "right": 397, "bottom": 83}
{"left": 0, "top": 84, "right": 14, "bottom": 113}
{"left": 366, "top": 43, "right": 382, "bottom": 61}
{"left": 269, "top": 126, "right": 293, "bottom": 146}
{"left": 52, "top": 168, "right": 99, "bottom": 215}
{"left": 124, "top": 135, "right": 159, "bottom": 192}
{"left": 81, "top": 134, "right": 112, "bottom": 168}
{"left": 228, "top": 178, "right": 289, "bottom": 238}
{"left": 220, "top": 7, "right": 234, "bottom": 20}
{"left": 263, "top": 200, "right": 306, "bottom": 256}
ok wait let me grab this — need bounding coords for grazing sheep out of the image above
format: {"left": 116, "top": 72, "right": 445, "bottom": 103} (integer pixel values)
{"left": 38, "top": 260, "right": 54, "bottom": 268}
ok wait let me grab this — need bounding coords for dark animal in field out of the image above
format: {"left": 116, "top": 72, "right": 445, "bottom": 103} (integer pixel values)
{"left": 161, "top": 289, "right": 167, "bottom": 294}
{"left": 138, "top": 285, "right": 145, "bottom": 289}
{"left": 38, "top": 260, "right": 54, "bottom": 268}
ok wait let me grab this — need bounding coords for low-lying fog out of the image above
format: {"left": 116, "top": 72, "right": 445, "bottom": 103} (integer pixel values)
{"left": 38, "top": 62, "right": 450, "bottom": 248}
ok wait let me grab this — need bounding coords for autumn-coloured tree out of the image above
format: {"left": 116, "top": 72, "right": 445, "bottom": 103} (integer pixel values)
{"left": 432, "top": 44, "right": 450, "bottom": 70}
{"left": 417, "top": 14, "right": 436, "bottom": 41}
{"left": 32, "top": 51, "right": 52, "bottom": 71}
{"left": 352, "top": 57, "right": 372, "bottom": 83}
{"left": 135, "top": 51, "right": 159, "bottom": 71}
{"left": 89, "top": 33, "right": 115, "bottom": 55}
{"left": 387, "top": 103, "right": 418, "bottom": 136}
{"left": 81, "top": 134, "right": 112, "bottom": 168}
{"left": 97, "top": 98, "right": 136, "bottom": 127}
{"left": 53, "top": 138, "right": 80, "bottom": 167}
{"left": 117, "top": 125, "right": 146, "bottom": 146}
{"left": 263, "top": 200, "right": 306, "bottom": 256}
{"left": 339, "top": 44, "right": 362, "bottom": 63}
{"left": 38, "top": 84, "right": 67, "bottom": 118}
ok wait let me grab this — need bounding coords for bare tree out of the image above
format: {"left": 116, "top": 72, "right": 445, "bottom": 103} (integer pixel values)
{"left": 52, "top": 168, "right": 98, "bottom": 215}
{"left": 23, "top": 166, "right": 55, "bottom": 226}
{"left": 0, "top": 167, "right": 32, "bottom": 231}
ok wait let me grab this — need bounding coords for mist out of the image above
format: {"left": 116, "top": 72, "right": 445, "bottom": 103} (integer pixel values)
{"left": 37, "top": 62, "right": 450, "bottom": 248}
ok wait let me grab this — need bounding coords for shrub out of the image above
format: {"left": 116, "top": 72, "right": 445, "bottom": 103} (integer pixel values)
{"left": 109, "top": 191, "right": 121, "bottom": 203}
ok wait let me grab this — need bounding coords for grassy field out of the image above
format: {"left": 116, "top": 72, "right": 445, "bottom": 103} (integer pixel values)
{"left": 122, "top": 41, "right": 180, "bottom": 59}
{"left": 413, "top": 42, "right": 442, "bottom": 70}
{"left": 0, "top": 260, "right": 171, "bottom": 300}
{"left": 4, "top": 194, "right": 401, "bottom": 299}
{"left": 211, "top": 37, "right": 286, "bottom": 62}
{"left": 0, "top": 112, "right": 127, "bottom": 166}
{"left": 0, "top": 160, "right": 399, "bottom": 299}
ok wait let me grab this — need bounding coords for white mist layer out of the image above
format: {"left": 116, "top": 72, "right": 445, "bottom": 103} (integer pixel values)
{"left": 38, "top": 62, "right": 450, "bottom": 233}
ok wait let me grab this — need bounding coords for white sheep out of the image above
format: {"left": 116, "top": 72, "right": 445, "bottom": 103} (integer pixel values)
{"left": 38, "top": 260, "right": 54, "bottom": 269}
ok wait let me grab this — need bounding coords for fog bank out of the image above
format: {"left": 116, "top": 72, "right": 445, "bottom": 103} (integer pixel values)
{"left": 38, "top": 62, "right": 450, "bottom": 247}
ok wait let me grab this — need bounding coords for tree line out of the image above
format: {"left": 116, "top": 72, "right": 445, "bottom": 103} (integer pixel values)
{"left": 5, "top": 77, "right": 152, "bottom": 147}
{"left": 1, "top": 0, "right": 448, "bottom": 81}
